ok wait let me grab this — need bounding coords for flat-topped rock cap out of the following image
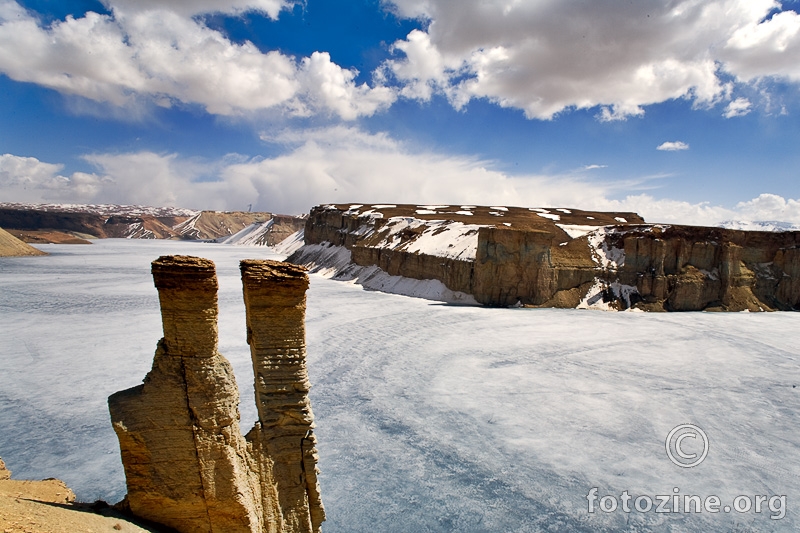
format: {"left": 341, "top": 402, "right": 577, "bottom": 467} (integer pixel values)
{"left": 151, "top": 255, "right": 218, "bottom": 290}
{"left": 152, "top": 254, "right": 216, "bottom": 270}
{"left": 240, "top": 259, "right": 308, "bottom": 284}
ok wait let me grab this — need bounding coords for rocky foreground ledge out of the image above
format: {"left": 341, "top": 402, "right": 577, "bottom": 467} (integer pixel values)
{"left": 287, "top": 203, "right": 800, "bottom": 311}
{"left": 0, "top": 457, "right": 158, "bottom": 532}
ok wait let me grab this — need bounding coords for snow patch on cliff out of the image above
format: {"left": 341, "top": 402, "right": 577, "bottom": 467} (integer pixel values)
{"left": 368, "top": 217, "right": 483, "bottom": 261}
{"left": 273, "top": 229, "right": 305, "bottom": 256}
{"left": 555, "top": 224, "right": 597, "bottom": 239}
{"left": 587, "top": 228, "right": 625, "bottom": 269}
{"left": 578, "top": 280, "right": 640, "bottom": 311}
{"left": 215, "top": 219, "right": 275, "bottom": 245}
{"left": 289, "top": 242, "right": 478, "bottom": 304}
{"left": 579, "top": 228, "right": 641, "bottom": 310}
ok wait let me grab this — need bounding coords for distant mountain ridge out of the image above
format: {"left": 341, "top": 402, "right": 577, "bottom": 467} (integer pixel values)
{"left": 719, "top": 220, "right": 800, "bottom": 232}
{"left": 0, "top": 203, "right": 304, "bottom": 242}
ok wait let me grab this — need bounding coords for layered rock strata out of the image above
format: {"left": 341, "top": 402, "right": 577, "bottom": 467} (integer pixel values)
{"left": 288, "top": 204, "right": 800, "bottom": 311}
{"left": 241, "top": 260, "right": 324, "bottom": 533}
{"left": 108, "top": 256, "right": 323, "bottom": 533}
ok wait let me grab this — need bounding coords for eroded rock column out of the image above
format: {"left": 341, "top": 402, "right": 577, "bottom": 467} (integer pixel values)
{"left": 240, "top": 260, "right": 325, "bottom": 533}
{"left": 109, "top": 255, "right": 262, "bottom": 533}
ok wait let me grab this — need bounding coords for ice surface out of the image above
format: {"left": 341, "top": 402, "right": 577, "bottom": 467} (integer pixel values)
{"left": 1, "top": 240, "right": 799, "bottom": 532}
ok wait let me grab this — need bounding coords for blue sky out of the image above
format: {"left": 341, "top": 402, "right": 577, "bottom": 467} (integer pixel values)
{"left": 1, "top": 0, "right": 799, "bottom": 225}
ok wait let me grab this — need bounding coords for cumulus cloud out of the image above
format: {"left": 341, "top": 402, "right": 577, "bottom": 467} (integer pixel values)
{"left": 382, "top": 0, "right": 800, "bottom": 119}
{"left": 656, "top": 141, "right": 690, "bottom": 151}
{"left": 592, "top": 193, "right": 800, "bottom": 227}
{"left": 0, "top": 0, "right": 393, "bottom": 119}
{"left": 4, "top": 130, "right": 800, "bottom": 227}
{"left": 105, "top": 0, "right": 292, "bottom": 18}
{"left": 0, "top": 153, "right": 111, "bottom": 203}
{"left": 724, "top": 97, "right": 753, "bottom": 117}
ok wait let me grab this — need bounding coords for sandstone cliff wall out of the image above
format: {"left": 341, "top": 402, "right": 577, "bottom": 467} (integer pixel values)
{"left": 467, "top": 224, "right": 800, "bottom": 310}
{"left": 109, "top": 256, "right": 323, "bottom": 533}
{"left": 290, "top": 204, "right": 800, "bottom": 312}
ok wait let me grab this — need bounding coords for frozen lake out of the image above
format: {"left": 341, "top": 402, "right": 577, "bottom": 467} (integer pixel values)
{"left": 1, "top": 239, "right": 798, "bottom": 532}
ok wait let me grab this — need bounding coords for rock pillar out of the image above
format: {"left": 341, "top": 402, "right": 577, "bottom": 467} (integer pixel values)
{"left": 240, "top": 260, "right": 325, "bottom": 533}
{"left": 109, "top": 256, "right": 262, "bottom": 533}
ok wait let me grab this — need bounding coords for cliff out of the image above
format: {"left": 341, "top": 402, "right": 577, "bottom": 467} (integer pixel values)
{"left": 287, "top": 204, "right": 800, "bottom": 312}
{"left": 108, "top": 256, "right": 323, "bottom": 533}
{"left": 0, "top": 227, "right": 47, "bottom": 256}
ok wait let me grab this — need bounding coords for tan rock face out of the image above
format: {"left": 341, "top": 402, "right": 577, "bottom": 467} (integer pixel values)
{"left": 241, "top": 260, "right": 325, "bottom": 533}
{"left": 109, "top": 256, "right": 261, "bottom": 533}
{"left": 109, "top": 255, "right": 324, "bottom": 533}
{"left": 0, "top": 457, "right": 9, "bottom": 480}
{"left": 294, "top": 204, "right": 800, "bottom": 311}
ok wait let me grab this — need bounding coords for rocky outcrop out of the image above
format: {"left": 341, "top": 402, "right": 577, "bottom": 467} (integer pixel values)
{"left": 586, "top": 225, "right": 800, "bottom": 311}
{"left": 0, "top": 458, "right": 9, "bottom": 480}
{"left": 109, "top": 256, "right": 261, "bottom": 532}
{"left": 241, "top": 260, "right": 324, "bottom": 533}
{"left": 108, "top": 256, "right": 323, "bottom": 533}
{"left": 0, "top": 227, "right": 47, "bottom": 256}
{"left": 288, "top": 204, "right": 800, "bottom": 312}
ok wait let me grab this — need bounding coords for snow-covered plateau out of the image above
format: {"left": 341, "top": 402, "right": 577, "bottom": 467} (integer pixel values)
{"left": 1, "top": 240, "right": 798, "bottom": 532}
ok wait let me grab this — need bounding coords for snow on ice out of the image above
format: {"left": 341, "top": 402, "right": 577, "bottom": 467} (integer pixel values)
{"left": 0, "top": 240, "right": 798, "bottom": 532}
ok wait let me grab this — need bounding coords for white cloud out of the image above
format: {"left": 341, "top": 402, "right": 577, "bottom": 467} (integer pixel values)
{"left": 582, "top": 165, "right": 608, "bottom": 171}
{"left": 297, "top": 52, "right": 396, "bottom": 120}
{"left": 4, "top": 131, "right": 800, "bottom": 227}
{"left": 656, "top": 141, "right": 690, "bottom": 151}
{"left": 724, "top": 97, "right": 753, "bottom": 117}
{"left": 0, "top": 0, "right": 392, "bottom": 119}
{"left": 0, "top": 153, "right": 111, "bottom": 203}
{"left": 104, "top": 0, "right": 292, "bottom": 19}
{"left": 383, "top": 0, "right": 800, "bottom": 119}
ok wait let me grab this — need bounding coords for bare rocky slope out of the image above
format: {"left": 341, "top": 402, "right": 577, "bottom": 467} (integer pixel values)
{"left": 0, "top": 203, "right": 304, "bottom": 242}
{"left": 287, "top": 203, "right": 800, "bottom": 311}
{"left": 0, "top": 457, "right": 156, "bottom": 532}
{"left": 0, "top": 227, "right": 48, "bottom": 256}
